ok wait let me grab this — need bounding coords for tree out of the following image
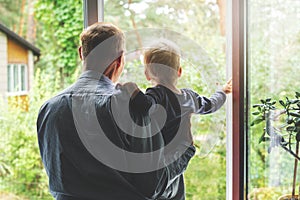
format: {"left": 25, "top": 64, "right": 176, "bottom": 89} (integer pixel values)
{"left": 34, "top": 0, "right": 83, "bottom": 86}
{"left": 0, "top": 0, "right": 23, "bottom": 32}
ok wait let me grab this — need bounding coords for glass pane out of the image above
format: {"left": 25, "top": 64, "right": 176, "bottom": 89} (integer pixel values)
{"left": 13, "top": 64, "right": 19, "bottom": 92}
{"left": 7, "top": 65, "right": 11, "bottom": 92}
{"left": 105, "top": 1, "right": 227, "bottom": 198}
{"left": 21, "top": 65, "right": 26, "bottom": 91}
{"left": 248, "top": 0, "right": 300, "bottom": 199}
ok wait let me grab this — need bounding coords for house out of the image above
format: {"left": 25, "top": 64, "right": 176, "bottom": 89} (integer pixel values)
{"left": 0, "top": 23, "right": 40, "bottom": 110}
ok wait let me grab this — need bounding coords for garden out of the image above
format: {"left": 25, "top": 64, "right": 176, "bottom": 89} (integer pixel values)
{"left": 0, "top": 0, "right": 299, "bottom": 199}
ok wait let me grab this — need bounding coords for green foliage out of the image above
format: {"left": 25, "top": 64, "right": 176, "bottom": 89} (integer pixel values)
{"left": 34, "top": 0, "right": 83, "bottom": 86}
{"left": 251, "top": 92, "right": 300, "bottom": 154}
{"left": 250, "top": 93, "right": 300, "bottom": 199}
{"left": 0, "top": 0, "right": 23, "bottom": 30}
{"left": 0, "top": 69, "right": 60, "bottom": 199}
{"left": 185, "top": 152, "right": 226, "bottom": 200}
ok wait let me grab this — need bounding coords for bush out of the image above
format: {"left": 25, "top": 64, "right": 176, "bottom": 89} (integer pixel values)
{"left": 0, "top": 69, "right": 60, "bottom": 199}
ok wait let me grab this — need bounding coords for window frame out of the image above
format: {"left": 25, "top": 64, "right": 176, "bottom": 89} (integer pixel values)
{"left": 7, "top": 63, "right": 28, "bottom": 95}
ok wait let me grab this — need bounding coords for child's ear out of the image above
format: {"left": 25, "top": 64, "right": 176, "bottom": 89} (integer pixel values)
{"left": 178, "top": 67, "right": 182, "bottom": 77}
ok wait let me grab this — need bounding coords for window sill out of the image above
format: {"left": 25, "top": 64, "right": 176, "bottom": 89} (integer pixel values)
{"left": 6, "top": 91, "right": 29, "bottom": 96}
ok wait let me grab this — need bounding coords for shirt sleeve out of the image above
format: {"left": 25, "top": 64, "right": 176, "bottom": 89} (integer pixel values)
{"left": 129, "top": 87, "right": 162, "bottom": 115}
{"left": 187, "top": 89, "right": 227, "bottom": 114}
{"left": 129, "top": 91, "right": 153, "bottom": 115}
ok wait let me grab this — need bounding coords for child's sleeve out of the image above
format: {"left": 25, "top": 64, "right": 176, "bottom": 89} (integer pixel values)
{"left": 129, "top": 88, "right": 159, "bottom": 113}
{"left": 187, "top": 89, "right": 227, "bottom": 114}
{"left": 129, "top": 91, "right": 153, "bottom": 115}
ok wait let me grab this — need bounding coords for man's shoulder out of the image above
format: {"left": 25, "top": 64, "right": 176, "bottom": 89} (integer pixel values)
{"left": 38, "top": 85, "right": 75, "bottom": 114}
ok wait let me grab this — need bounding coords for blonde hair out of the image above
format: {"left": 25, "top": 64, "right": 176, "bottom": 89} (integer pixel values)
{"left": 143, "top": 39, "right": 181, "bottom": 84}
{"left": 80, "top": 22, "right": 125, "bottom": 71}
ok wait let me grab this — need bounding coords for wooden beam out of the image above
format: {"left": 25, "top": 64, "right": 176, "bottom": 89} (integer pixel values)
{"left": 232, "top": 0, "right": 246, "bottom": 199}
{"left": 83, "top": 0, "right": 104, "bottom": 29}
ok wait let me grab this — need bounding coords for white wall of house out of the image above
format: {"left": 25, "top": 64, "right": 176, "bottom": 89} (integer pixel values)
{"left": 28, "top": 50, "right": 34, "bottom": 91}
{"left": 0, "top": 31, "right": 7, "bottom": 100}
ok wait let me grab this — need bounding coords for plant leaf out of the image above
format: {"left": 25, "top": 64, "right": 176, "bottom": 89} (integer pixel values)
{"left": 279, "top": 100, "right": 285, "bottom": 107}
{"left": 296, "top": 133, "right": 300, "bottom": 142}
{"left": 290, "top": 112, "right": 300, "bottom": 118}
{"left": 290, "top": 99, "right": 300, "bottom": 104}
{"left": 295, "top": 119, "right": 300, "bottom": 126}
{"left": 259, "top": 136, "right": 270, "bottom": 143}
{"left": 266, "top": 98, "right": 272, "bottom": 102}
{"left": 252, "top": 111, "right": 261, "bottom": 116}
{"left": 250, "top": 116, "right": 264, "bottom": 126}
{"left": 253, "top": 104, "right": 263, "bottom": 108}
{"left": 286, "top": 126, "right": 296, "bottom": 132}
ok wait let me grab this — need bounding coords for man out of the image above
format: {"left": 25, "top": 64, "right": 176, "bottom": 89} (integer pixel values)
{"left": 37, "top": 22, "right": 195, "bottom": 200}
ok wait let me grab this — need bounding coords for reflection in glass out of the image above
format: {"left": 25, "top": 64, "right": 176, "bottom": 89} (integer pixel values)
{"left": 21, "top": 65, "right": 26, "bottom": 91}
{"left": 7, "top": 65, "right": 11, "bottom": 92}
{"left": 13, "top": 64, "right": 19, "bottom": 92}
{"left": 248, "top": 0, "right": 300, "bottom": 199}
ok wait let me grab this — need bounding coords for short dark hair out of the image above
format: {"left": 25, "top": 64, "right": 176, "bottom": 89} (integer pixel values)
{"left": 80, "top": 22, "right": 125, "bottom": 71}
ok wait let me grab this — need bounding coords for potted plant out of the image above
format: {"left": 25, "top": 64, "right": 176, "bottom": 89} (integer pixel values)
{"left": 251, "top": 92, "right": 300, "bottom": 200}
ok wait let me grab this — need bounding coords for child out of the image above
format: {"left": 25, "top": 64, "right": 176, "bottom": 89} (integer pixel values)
{"left": 122, "top": 39, "right": 231, "bottom": 199}
{"left": 123, "top": 39, "right": 232, "bottom": 146}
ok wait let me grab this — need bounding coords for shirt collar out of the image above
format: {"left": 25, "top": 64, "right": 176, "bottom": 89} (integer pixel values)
{"left": 79, "top": 70, "right": 113, "bottom": 83}
{"left": 78, "top": 70, "right": 117, "bottom": 93}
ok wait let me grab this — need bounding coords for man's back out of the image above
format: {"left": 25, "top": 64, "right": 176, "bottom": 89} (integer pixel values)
{"left": 37, "top": 71, "right": 149, "bottom": 199}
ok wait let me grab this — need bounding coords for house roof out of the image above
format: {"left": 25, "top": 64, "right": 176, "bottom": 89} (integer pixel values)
{"left": 0, "top": 23, "right": 40, "bottom": 56}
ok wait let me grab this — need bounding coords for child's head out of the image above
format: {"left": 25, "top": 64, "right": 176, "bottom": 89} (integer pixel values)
{"left": 143, "top": 39, "right": 182, "bottom": 85}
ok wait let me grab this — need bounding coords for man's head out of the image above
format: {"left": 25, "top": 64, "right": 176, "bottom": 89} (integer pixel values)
{"left": 79, "top": 22, "right": 125, "bottom": 82}
{"left": 143, "top": 39, "right": 182, "bottom": 85}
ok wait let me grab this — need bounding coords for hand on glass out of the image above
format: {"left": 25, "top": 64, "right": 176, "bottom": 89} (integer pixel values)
{"left": 222, "top": 78, "right": 232, "bottom": 94}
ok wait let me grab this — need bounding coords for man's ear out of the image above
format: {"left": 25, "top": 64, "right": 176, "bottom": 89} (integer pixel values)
{"left": 116, "top": 55, "right": 123, "bottom": 67}
{"left": 178, "top": 67, "right": 182, "bottom": 77}
{"left": 113, "top": 54, "right": 124, "bottom": 69}
{"left": 78, "top": 46, "right": 83, "bottom": 60}
{"left": 145, "top": 69, "right": 151, "bottom": 81}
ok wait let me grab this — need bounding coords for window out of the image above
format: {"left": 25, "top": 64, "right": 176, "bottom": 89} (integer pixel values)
{"left": 247, "top": 0, "right": 300, "bottom": 199}
{"left": 102, "top": 1, "right": 228, "bottom": 199}
{"left": 7, "top": 64, "right": 28, "bottom": 93}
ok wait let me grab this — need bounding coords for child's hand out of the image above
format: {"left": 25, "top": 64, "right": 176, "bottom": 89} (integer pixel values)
{"left": 120, "top": 82, "right": 140, "bottom": 97}
{"left": 222, "top": 78, "right": 232, "bottom": 94}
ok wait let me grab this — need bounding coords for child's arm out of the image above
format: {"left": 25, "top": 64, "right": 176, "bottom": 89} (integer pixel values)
{"left": 192, "top": 78, "right": 232, "bottom": 114}
{"left": 121, "top": 82, "right": 154, "bottom": 115}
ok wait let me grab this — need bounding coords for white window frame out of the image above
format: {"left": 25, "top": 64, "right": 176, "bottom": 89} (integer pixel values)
{"left": 7, "top": 63, "right": 28, "bottom": 96}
